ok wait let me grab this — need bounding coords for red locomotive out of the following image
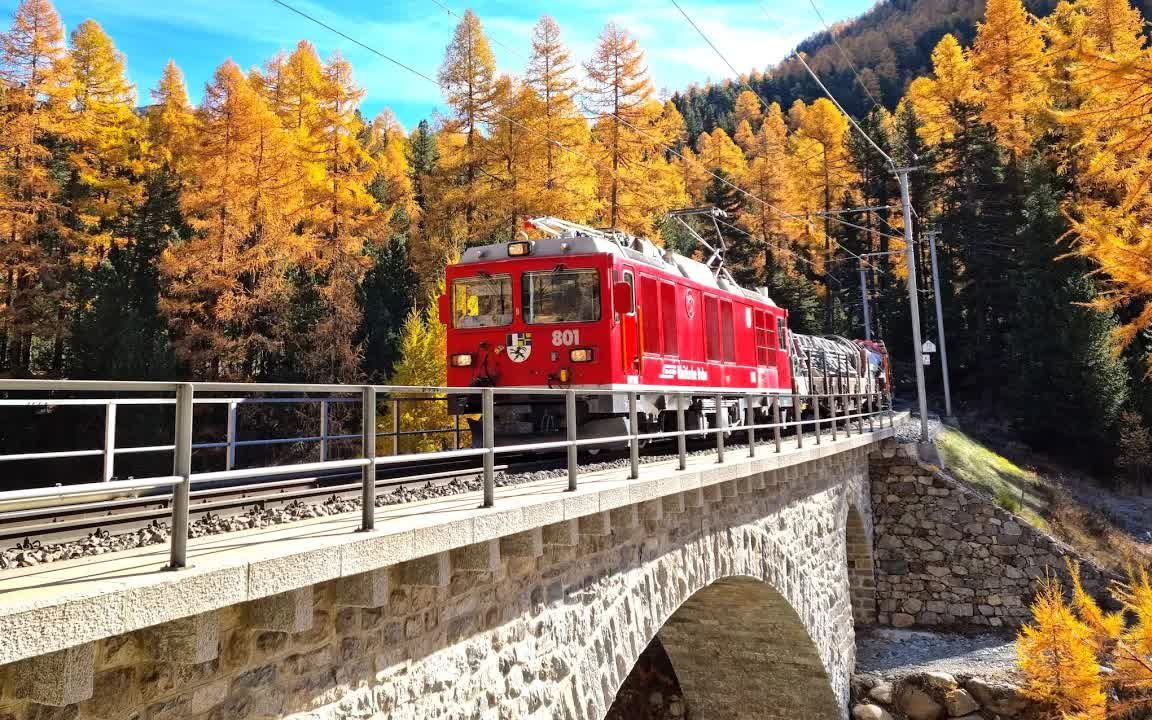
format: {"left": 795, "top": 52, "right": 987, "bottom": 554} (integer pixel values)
{"left": 439, "top": 213, "right": 889, "bottom": 445}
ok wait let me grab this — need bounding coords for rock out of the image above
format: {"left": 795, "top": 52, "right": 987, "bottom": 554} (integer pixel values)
{"left": 919, "top": 671, "right": 958, "bottom": 691}
{"left": 869, "top": 682, "right": 893, "bottom": 705}
{"left": 963, "top": 678, "right": 1027, "bottom": 717}
{"left": 944, "top": 689, "right": 980, "bottom": 717}
{"left": 896, "top": 685, "right": 944, "bottom": 720}
{"left": 853, "top": 704, "right": 894, "bottom": 720}
{"left": 892, "top": 613, "right": 916, "bottom": 628}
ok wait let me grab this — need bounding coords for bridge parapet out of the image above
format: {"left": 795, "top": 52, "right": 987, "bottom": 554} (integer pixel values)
{"left": 0, "top": 384, "right": 900, "bottom": 719}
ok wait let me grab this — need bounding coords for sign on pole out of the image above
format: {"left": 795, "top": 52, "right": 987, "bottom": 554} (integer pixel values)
{"left": 922, "top": 353, "right": 931, "bottom": 365}
{"left": 922, "top": 340, "right": 937, "bottom": 354}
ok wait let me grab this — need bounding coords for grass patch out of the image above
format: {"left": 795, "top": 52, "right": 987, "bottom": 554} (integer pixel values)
{"left": 936, "top": 427, "right": 1050, "bottom": 529}
{"left": 936, "top": 426, "right": 1152, "bottom": 572}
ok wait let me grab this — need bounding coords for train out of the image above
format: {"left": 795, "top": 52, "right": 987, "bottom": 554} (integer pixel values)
{"left": 438, "top": 214, "right": 891, "bottom": 446}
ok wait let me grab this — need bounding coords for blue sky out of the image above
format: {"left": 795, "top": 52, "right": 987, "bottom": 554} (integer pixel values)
{"left": 4, "top": 0, "right": 876, "bottom": 129}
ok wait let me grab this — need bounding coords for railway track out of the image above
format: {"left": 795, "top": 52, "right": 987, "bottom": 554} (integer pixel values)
{"left": 0, "top": 456, "right": 562, "bottom": 547}
{"left": 0, "top": 412, "right": 895, "bottom": 555}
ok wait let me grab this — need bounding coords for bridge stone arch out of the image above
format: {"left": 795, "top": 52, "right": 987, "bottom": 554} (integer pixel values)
{"left": 656, "top": 576, "right": 843, "bottom": 718}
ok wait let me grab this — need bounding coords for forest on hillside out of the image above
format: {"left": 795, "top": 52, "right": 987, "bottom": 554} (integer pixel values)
{"left": 0, "top": 0, "right": 1150, "bottom": 475}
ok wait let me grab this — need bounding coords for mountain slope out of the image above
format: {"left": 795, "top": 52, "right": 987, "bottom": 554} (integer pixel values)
{"left": 671, "top": 0, "right": 1152, "bottom": 137}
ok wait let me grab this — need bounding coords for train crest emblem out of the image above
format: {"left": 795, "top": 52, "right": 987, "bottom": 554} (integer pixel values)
{"left": 684, "top": 289, "right": 696, "bottom": 320}
{"left": 506, "top": 332, "right": 533, "bottom": 362}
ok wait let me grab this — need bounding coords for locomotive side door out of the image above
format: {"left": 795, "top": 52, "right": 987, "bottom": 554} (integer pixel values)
{"left": 619, "top": 267, "right": 639, "bottom": 381}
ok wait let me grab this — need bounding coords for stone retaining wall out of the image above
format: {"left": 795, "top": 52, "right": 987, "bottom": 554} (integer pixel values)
{"left": 869, "top": 445, "right": 1112, "bottom": 629}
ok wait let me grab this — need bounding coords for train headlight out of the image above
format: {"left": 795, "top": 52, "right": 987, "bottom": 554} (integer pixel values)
{"left": 450, "top": 353, "right": 474, "bottom": 367}
{"left": 569, "top": 348, "right": 594, "bottom": 363}
{"left": 507, "top": 240, "right": 533, "bottom": 256}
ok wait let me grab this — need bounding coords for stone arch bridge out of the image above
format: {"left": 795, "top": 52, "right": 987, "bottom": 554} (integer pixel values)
{"left": 0, "top": 427, "right": 894, "bottom": 720}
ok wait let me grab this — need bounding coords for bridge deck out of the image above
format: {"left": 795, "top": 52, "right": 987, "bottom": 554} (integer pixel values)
{"left": 0, "top": 422, "right": 898, "bottom": 666}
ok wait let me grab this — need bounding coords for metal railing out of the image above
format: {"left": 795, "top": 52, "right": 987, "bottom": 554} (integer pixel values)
{"left": 0, "top": 379, "right": 894, "bottom": 569}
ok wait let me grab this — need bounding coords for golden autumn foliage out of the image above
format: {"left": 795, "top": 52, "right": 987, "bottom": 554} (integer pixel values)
{"left": 160, "top": 60, "right": 310, "bottom": 380}
{"left": 1018, "top": 576, "right": 1108, "bottom": 719}
{"left": 584, "top": 22, "right": 685, "bottom": 234}
{"left": 1019, "top": 565, "right": 1152, "bottom": 719}
{"left": 970, "top": 0, "right": 1050, "bottom": 156}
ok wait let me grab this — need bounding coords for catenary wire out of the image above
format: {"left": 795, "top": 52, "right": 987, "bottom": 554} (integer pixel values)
{"left": 271, "top": 0, "right": 886, "bottom": 256}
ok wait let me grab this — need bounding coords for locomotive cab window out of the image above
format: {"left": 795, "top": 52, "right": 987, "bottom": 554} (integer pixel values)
{"left": 522, "top": 269, "right": 601, "bottom": 324}
{"left": 776, "top": 317, "right": 787, "bottom": 350}
{"left": 452, "top": 274, "right": 512, "bottom": 328}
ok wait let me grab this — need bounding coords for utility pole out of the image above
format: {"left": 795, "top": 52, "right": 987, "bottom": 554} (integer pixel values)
{"left": 925, "top": 230, "right": 953, "bottom": 420}
{"left": 896, "top": 167, "right": 930, "bottom": 442}
{"left": 858, "top": 261, "right": 872, "bottom": 341}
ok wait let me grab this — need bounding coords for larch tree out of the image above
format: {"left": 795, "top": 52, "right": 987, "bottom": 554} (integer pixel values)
{"left": 732, "top": 89, "right": 763, "bottom": 131}
{"left": 733, "top": 119, "right": 757, "bottom": 153}
{"left": 66, "top": 20, "right": 141, "bottom": 262}
{"left": 0, "top": 0, "right": 70, "bottom": 373}
{"left": 969, "top": 0, "right": 1049, "bottom": 158}
{"left": 488, "top": 77, "right": 544, "bottom": 238}
{"left": 788, "top": 98, "right": 858, "bottom": 322}
{"left": 147, "top": 60, "right": 196, "bottom": 171}
{"left": 160, "top": 60, "right": 309, "bottom": 380}
{"left": 584, "top": 23, "right": 684, "bottom": 234}
{"left": 299, "top": 52, "right": 377, "bottom": 382}
{"left": 1055, "top": 0, "right": 1152, "bottom": 359}
{"left": 738, "top": 103, "right": 795, "bottom": 278}
{"left": 438, "top": 10, "right": 497, "bottom": 243}
{"left": 524, "top": 15, "right": 597, "bottom": 222}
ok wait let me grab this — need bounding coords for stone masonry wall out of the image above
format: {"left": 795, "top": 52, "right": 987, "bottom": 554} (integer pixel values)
{"left": 0, "top": 448, "right": 876, "bottom": 720}
{"left": 869, "top": 442, "right": 1112, "bottom": 628}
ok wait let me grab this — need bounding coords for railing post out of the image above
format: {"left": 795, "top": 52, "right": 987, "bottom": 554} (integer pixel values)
{"left": 319, "top": 399, "right": 330, "bottom": 463}
{"left": 453, "top": 414, "right": 461, "bottom": 450}
{"left": 102, "top": 401, "right": 117, "bottom": 482}
{"left": 813, "top": 394, "right": 822, "bottom": 445}
{"left": 225, "top": 401, "right": 237, "bottom": 471}
{"left": 771, "top": 395, "right": 782, "bottom": 454}
{"left": 482, "top": 389, "right": 495, "bottom": 507}
{"left": 830, "top": 394, "right": 839, "bottom": 441}
{"left": 168, "top": 383, "right": 194, "bottom": 570}
{"left": 745, "top": 395, "right": 755, "bottom": 458}
{"left": 676, "top": 393, "right": 687, "bottom": 471}
{"left": 360, "top": 386, "right": 376, "bottom": 531}
{"left": 565, "top": 389, "right": 578, "bottom": 491}
{"left": 628, "top": 392, "right": 640, "bottom": 480}
{"left": 794, "top": 394, "right": 803, "bottom": 449}
{"left": 868, "top": 393, "right": 876, "bottom": 432}
{"left": 391, "top": 398, "right": 400, "bottom": 456}
{"left": 715, "top": 393, "right": 726, "bottom": 463}
{"left": 845, "top": 393, "right": 853, "bottom": 438}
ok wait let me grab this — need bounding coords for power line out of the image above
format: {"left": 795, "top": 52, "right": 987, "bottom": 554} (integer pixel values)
{"left": 273, "top": 0, "right": 882, "bottom": 272}
{"left": 802, "top": 0, "right": 885, "bottom": 117}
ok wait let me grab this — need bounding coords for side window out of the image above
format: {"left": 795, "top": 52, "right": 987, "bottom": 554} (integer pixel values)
{"left": 661, "top": 283, "right": 678, "bottom": 356}
{"left": 777, "top": 317, "right": 787, "bottom": 350}
{"left": 704, "top": 296, "right": 720, "bottom": 361}
{"left": 640, "top": 276, "right": 660, "bottom": 355}
{"left": 720, "top": 301, "right": 735, "bottom": 363}
{"left": 755, "top": 310, "right": 774, "bottom": 366}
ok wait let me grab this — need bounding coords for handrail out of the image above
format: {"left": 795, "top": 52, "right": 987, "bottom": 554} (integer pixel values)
{"left": 0, "top": 379, "right": 895, "bottom": 568}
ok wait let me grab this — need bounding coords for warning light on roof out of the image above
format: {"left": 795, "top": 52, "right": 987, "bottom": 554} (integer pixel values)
{"left": 508, "top": 241, "right": 533, "bottom": 256}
